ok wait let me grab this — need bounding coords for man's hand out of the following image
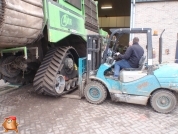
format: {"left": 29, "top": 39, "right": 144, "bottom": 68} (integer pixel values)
{"left": 113, "top": 52, "right": 120, "bottom": 61}
{"left": 115, "top": 52, "right": 120, "bottom": 56}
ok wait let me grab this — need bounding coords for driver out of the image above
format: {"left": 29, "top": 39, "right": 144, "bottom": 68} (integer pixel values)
{"left": 113, "top": 37, "right": 144, "bottom": 80}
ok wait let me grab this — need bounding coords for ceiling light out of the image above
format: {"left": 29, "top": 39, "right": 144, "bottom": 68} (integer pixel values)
{"left": 101, "top": 6, "right": 112, "bottom": 9}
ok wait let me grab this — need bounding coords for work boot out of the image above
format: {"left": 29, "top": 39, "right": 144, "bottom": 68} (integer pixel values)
{"left": 105, "top": 71, "right": 114, "bottom": 76}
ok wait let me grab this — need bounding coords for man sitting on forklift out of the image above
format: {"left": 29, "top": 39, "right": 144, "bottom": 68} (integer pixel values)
{"left": 113, "top": 37, "right": 144, "bottom": 80}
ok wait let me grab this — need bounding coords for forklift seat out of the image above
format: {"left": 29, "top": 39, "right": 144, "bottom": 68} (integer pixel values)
{"left": 123, "top": 56, "right": 146, "bottom": 71}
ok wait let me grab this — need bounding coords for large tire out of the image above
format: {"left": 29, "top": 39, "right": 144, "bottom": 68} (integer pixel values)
{"left": 150, "top": 89, "right": 177, "bottom": 114}
{"left": 84, "top": 81, "right": 107, "bottom": 104}
{"left": 2, "top": 62, "right": 39, "bottom": 85}
{"left": 1, "top": 56, "right": 21, "bottom": 78}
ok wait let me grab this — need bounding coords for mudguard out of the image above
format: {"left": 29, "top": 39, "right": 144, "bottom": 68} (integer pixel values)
{"left": 154, "top": 63, "right": 178, "bottom": 91}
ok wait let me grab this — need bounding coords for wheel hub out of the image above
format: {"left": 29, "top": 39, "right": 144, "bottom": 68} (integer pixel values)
{"left": 161, "top": 99, "right": 166, "bottom": 104}
{"left": 157, "top": 96, "right": 170, "bottom": 107}
{"left": 89, "top": 88, "right": 100, "bottom": 98}
{"left": 55, "top": 75, "right": 65, "bottom": 94}
{"left": 64, "top": 58, "right": 73, "bottom": 69}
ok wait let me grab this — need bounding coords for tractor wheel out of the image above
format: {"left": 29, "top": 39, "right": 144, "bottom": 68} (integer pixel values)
{"left": 2, "top": 62, "right": 39, "bottom": 85}
{"left": 84, "top": 81, "right": 107, "bottom": 104}
{"left": 150, "top": 89, "right": 177, "bottom": 113}
{"left": 1, "top": 56, "right": 21, "bottom": 78}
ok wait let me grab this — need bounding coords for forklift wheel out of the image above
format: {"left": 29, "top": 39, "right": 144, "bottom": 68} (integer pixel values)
{"left": 150, "top": 89, "right": 177, "bottom": 114}
{"left": 84, "top": 81, "right": 107, "bottom": 104}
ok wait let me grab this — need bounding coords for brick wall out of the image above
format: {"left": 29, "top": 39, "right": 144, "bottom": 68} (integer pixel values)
{"left": 134, "top": 1, "right": 178, "bottom": 63}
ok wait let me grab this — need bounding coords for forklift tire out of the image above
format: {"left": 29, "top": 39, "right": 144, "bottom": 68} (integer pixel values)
{"left": 150, "top": 89, "right": 177, "bottom": 114}
{"left": 84, "top": 81, "right": 107, "bottom": 104}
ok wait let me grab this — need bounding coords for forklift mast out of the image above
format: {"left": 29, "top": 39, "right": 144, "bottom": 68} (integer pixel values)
{"left": 78, "top": 35, "right": 103, "bottom": 97}
{"left": 86, "top": 35, "right": 103, "bottom": 80}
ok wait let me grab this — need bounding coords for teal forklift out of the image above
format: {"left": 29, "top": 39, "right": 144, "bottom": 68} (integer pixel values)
{"left": 78, "top": 28, "right": 178, "bottom": 114}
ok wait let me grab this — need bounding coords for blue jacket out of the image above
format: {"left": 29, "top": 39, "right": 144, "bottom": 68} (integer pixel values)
{"left": 118, "top": 43, "right": 144, "bottom": 68}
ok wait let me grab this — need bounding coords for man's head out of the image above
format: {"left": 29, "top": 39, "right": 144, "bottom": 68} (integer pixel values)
{"left": 133, "top": 37, "right": 139, "bottom": 44}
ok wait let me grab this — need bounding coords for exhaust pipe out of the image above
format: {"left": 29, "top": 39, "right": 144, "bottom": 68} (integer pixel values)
{"left": 159, "top": 29, "right": 165, "bottom": 64}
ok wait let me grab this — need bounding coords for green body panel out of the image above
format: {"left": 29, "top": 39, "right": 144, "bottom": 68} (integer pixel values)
{"left": 99, "top": 29, "right": 108, "bottom": 37}
{"left": 1, "top": 0, "right": 107, "bottom": 51}
{"left": 43, "top": 0, "right": 48, "bottom": 23}
{"left": 45, "top": 0, "right": 87, "bottom": 43}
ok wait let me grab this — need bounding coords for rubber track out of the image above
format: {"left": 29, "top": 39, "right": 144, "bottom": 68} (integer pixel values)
{"left": 33, "top": 46, "right": 76, "bottom": 96}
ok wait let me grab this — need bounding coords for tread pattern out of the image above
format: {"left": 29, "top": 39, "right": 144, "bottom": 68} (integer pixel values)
{"left": 33, "top": 46, "right": 78, "bottom": 96}
{"left": 150, "top": 89, "right": 177, "bottom": 113}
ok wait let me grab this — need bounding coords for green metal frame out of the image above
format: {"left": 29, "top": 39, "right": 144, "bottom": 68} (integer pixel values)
{"left": 44, "top": 0, "right": 86, "bottom": 43}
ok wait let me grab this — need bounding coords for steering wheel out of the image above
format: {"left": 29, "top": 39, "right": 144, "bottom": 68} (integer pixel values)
{"left": 103, "top": 33, "right": 123, "bottom": 64}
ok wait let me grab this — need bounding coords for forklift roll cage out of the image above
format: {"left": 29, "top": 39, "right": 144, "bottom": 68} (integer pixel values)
{"left": 103, "top": 28, "right": 153, "bottom": 74}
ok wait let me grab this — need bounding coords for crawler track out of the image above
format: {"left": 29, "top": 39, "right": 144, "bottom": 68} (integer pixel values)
{"left": 33, "top": 46, "right": 79, "bottom": 96}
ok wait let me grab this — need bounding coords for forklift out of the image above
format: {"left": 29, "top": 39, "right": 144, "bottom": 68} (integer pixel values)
{"left": 78, "top": 28, "right": 178, "bottom": 114}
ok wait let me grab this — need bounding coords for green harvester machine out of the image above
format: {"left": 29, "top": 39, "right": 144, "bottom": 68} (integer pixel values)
{"left": 0, "top": 0, "right": 107, "bottom": 96}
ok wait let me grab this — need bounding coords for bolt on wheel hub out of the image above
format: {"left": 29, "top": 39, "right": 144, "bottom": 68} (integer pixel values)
{"left": 157, "top": 96, "right": 170, "bottom": 108}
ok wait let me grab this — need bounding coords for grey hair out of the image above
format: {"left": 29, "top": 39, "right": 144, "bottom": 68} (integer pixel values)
{"left": 133, "top": 37, "right": 139, "bottom": 43}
